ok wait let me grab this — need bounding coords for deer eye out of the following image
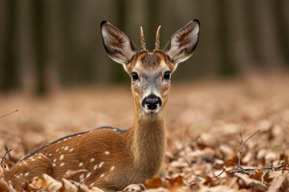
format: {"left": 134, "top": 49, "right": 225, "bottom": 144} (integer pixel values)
{"left": 163, "top": 71, "right": 171, "bottom": 80}
{"left": 131, "top": 72, "right": 139, "bottom": 81}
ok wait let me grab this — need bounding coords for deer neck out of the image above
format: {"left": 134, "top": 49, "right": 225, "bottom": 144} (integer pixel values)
{"left": 128, "top": 105, "right": 166, "bottom": 176}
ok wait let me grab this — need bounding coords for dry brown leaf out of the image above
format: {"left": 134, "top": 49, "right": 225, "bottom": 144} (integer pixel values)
{"left": 145, "top": 176, "right": 163, "bottom": 189}
{"left": 28, "top": 176, "right": 46, "bottom": 190}
{"left": 235, "top": 173, "right": 267, "bottom": 191}
{"left": 198, "top": 184, "right": 239, "bottom": 192}
{"left": 249, "top": 169, "right": 262, "bottom": 181}
{"left": 224, "top": 170, "right": 234, "bottom": 177}
{"left": 61, "top": 178, "right": 78, "bottom": 192}
{"left": 202, "top": 176, "right": 212, "bottom": 186}
{"left": 89, "top": 186, "right": 105, "bottom": 192}
{"left": 79, "top": 182, "right": 93, "bottom": 192}
{"left": 267, "top": 172, "right": 289, "bottom": 192}
{"left": 167, "top": 175, "right": 183, "bottom": 188}
{"left": 263, "top": 172, "right": 273, "bottom": 183}
{"left": 121, "top": 184, "right": 146, "bottom": 192}
{"left": 43, "top": 173, "right": 62, "bottom": 191}
{"left": 225, "top": 156, "right": 238, "bottom": 167}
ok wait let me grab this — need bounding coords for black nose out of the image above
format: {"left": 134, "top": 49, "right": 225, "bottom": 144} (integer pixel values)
{"left": 142, "top": 95, "right": 162, "bottom": 110}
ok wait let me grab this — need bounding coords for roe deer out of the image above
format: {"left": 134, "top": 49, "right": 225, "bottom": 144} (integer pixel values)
{"left": 4, "top": 20, "right": 200, "bottom": 191}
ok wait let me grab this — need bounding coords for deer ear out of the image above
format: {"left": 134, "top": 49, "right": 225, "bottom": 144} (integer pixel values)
{"left": 164, "top": 20, "right": 200, "bottom": 69}
{"left": 101, "top": 21, "right": 138, "bottom": 66}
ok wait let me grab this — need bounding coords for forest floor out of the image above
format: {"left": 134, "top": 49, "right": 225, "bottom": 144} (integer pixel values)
{"left": 0, "top": 73, "right": 289, "bottom": 191}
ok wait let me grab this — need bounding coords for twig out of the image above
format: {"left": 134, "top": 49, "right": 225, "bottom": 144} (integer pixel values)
{"left": 213, "top": 129, "right": 289, "bottom": 178}
{"left": 237, "top": 129, "right": 260, "bottom": 168}
{"left": 0, "top": 109, "right": 18, "bottom": 119}
{"left": 0, "top": 148, "right": 12, "bottom": 165}
{"left": 216, "top": 169, "right": 225, "bottom": 178}
{"left": 228, "top": 129, "right": 260, "bottom": 174}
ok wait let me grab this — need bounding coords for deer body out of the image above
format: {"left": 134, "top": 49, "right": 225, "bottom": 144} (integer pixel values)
{"left": 4, "top": 20, "right": 200, "bottom": 191}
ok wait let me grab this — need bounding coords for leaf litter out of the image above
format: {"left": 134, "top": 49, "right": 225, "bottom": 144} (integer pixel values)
{"left": 0, "top": 73, "right": 289, "bottom": 191}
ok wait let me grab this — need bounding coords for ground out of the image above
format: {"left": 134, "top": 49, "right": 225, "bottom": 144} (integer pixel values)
{"left": 0, "top": 73, "right": 289, "bottom": 191}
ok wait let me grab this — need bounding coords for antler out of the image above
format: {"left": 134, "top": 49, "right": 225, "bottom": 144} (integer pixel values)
{"left": 140, "top": 26, "right": 147, "bottom": 51}
{"left": 155, "top": 25, "right": 161, "bottom": 50}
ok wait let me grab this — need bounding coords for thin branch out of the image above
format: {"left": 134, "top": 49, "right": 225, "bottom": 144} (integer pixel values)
{"left": 0, "top": 109, "right": 18, "bottom": 119}
{"left": 237, "top": 129, "right": 260, "bottom": 168}
{"left": 0, "top": 148, "right": 12, "bottom": 165}
{"left": 216, "top": 169, "right": 225, "bottom": 178}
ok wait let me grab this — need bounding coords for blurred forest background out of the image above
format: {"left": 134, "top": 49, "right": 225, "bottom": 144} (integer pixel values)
{"left": 0, "top": 0, "right": 289, "bottom": 95}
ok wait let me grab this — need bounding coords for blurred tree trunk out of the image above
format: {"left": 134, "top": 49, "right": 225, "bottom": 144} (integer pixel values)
{"left": 255, "top": 0, "right": 284, "bottom": 69}
{"left": 58, "top": 0, "right": 76, "bottom": 86}
{"left": 31, "top": 0, "right": 47, "bottom": 95}
{"left": 229, "top": 1, "right": 252, "bottom": 73}
{"left": 271, "top": 0, "right": 289, "bottom": 67}
{"left": 216, "top": 0, "right": 238, "bottom": 76}
{"left": 195, "top": 0, "right": 219, "bottom": 77}
{"left": 243, "top": 0, "right": 264, "bottom": 68}
{"left": 0, "top": 0, "right": 19, "bottom": 92}
{"left": 146, "top": 0, "right": 160, "bottom": 51}
{"left": 45, "top": 0, "right": 61, "bottom": 90}
{"left": 17, "top": 0, "right": 34, "bottom": 93}
{"left": 111, "top": 0, "right": 129, "bottom": 84}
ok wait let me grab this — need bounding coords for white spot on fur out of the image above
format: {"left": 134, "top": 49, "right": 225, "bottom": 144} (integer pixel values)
{"left": 99, "top": 173, "right": 104, "bottom": 178}
{"left": 104, "top": 151, "right": 110, "bottom": 155}
{"left": 110, "top": 166, "right": 115, "bottom": 171}
{"left": 52, "top": 163, "right": 56, "bottom": 167}
{"left": 56, "top": 148, "right": 60, "bottom": 152}
{"left": 93, "top": 164, "right": 98, "bottom": 170}
{"left": 99, "top": 162, "right": 104, "bottom": 168}
{"left": 53, "top": 159, "right": 57, "bottom": 163}
{"left": 79, "top": 174, "right": 84, "bottom": 182}
{"left": 64, "top": 146, "right": 69, "bottom": 151}
{"left": 23, "top": 162, "right": 28, "bottom": 166}
{"left": 48, "top": 153, "right": 52, "bottom": 157}
{"left": 59, "top": 154, "right": 64, "bottom": 160}
{"left": 24, "top": 172, "right": 29, "bottom": 177}
{"left": 86, "top": 172, "right": 91, "bottom": 178}
{"left": 90, "top": 158, "right": 95, "bottom": 162}
{"left": 69, "top": 148, "right": 74, "bottom": 152}
{"left": 113, "top": 128, "right": 117, "bottom": 131}
{"left": 78, "top": 162, "right": 83, "bottom": 167}
{"left": 31, "top": 158, "right": 35, "bottom": 162}
{"left": 59, "top": 162, "right": 64, "bottom": 166}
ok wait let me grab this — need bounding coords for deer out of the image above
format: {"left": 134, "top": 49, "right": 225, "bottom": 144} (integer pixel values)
{"left": 3, "top": 20, "right": 200, "bottom": 191}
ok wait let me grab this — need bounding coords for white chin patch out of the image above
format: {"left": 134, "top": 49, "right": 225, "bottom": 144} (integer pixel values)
{"left": 143, "top": 106, "right": 160, "bottom": 114}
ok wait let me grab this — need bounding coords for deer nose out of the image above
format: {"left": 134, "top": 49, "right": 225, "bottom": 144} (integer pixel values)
{"left": 142, "top": 95, "right": 162, "bottom": 110}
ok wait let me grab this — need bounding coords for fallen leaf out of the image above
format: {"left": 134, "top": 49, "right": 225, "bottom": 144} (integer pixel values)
{"left": 168, "top": 175, "right": 183, "bottom": 188}
{"left": 42, "top": 174, "right": 62, "bottom": 191}
{"left": 145, "top": 176, "right": 163, "bottom": 189}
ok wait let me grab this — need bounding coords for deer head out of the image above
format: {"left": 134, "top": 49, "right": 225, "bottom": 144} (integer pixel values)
{"left": 101, "top": 20, "right": 200, "bottom": 115}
